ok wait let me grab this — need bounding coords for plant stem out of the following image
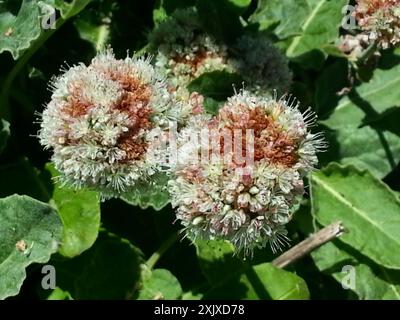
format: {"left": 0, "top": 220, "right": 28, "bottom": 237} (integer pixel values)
{"left": 272, "top": 221, "right": 345, "bottom": 269}
{"left": 146, "top": 232, "right": 180, "bottom": 270}
{"left": 357, "top": 41, "right": 378, "bottom": 66}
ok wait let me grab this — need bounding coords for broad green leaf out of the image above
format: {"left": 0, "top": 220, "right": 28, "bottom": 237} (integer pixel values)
{"left": 53, "top": 232, "right": 143, "bottom": 300}
{"left": 323, "top": 62, "right": 400, "bottom": 129}
{"left": 321, "top": 59, "right": 400, "bottom": 177}
{"left": 0, "top": 0, "right": 42, "bottom": 59}
{"left": 365, "top": 107, "right": 400, "bottom": 137}
{"left": 121, "top": 172, "right": 170, "bottom": 210}
{"left": 0, "top": 158, "right": 52, "bottom": 202}
{"left": 196, "top": 240, "right": 309, "bottom": 299}
{"left": 249, "top": 0, "right": 310, "bottom": 39}
{"left": 312, "top": 241, "right": 400, "bottom": 299}
{"left": 137, "top": 269, "right": 182, "bottom": 300}
{"left": 322, "top": 126, "right": 400, "bottom": 178}
{"left": 46, "top": 164, "right": 100, "bottom": 258}
{"left": 187, "top": 71, "right": 243, "bottom": 101}
{"left": 286, "top": 0, "right": 348, "bottom": 59}
{"left": 0, "top": 195, "right": 62, "bottom": 299}
{"left": 311, "top": 164, "right": 400, "bottom": 270}
{"left": 0, "top": 0, "right": 92, "bottom": 60}
{"left": 0, "top": 119, "right": 10, "bottom": 154}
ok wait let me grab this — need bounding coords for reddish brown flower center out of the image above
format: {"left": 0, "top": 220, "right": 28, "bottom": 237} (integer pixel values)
{"left": 219, "top": 106, "right": 298, "bottom": 167}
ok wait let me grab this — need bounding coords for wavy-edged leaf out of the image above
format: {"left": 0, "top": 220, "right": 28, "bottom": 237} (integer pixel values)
{"left": 0, "top": 0, "right": 92, "bottom": 60}
{"left": 311, "top": 164, "right": 400, "bottom": 270}
{"left": 0, "top": 195, "right": 62, "bottom": 299}
{"left": 0, "top": 0, "right": 42, "bottom": 59}
{"left": 46, "top": 164, "right": 100, "bottom": 258}
{"left": 121, "top": 172, "right": 170, "bottom": 211}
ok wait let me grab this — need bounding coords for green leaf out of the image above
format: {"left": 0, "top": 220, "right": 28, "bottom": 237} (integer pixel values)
{"left": 312, "top": 241, "right": 400, "bottom": 299}
{"left": 0, "top": 194, "right": 62, "bottom": 299}
{"left": 323, "top": 126, "right": 400, "bottom": 178}
{"left": 46, "top": 164, "right": 100, "bottom": 258}
{"left": 187, "top": 71, "right": 243, "bottom": 101}
{"left": 365, "top": 107, "right": 400, "bottom": 137}
{"left": 321, "top": 60, "right": 400, "bottom": 177}
{"left": 323, "top": 63, "right": 400, "bottom": 129}
{"left": 0, "top": 119, "right": 10, "bottom": 154}
{"left": 311, "top": 164, "right": 400, "bottom": 270}
{"left": 52, "top": 0, "right": 92, "bottom": 19}
{"left": 121, "top": 172, "right": 170, "bottom": 210}
{"left": 73, "top": 10, "right": 110, "bottom": 52}
{"left": 249, "top": 0, "right": 310, "bottom": 39}
{"left": 196, "top": 240, "right": 309, "bottom": 299}
{"left": 46, "top": 287, "right": 73, "bottom": 300}
{"left": 0, "top": 0, "right": 42, "bottom": 59}
{"left": 54, "top": 232, "right": 143, "bottom": 299}
{"left": 137, "top": 268, "right": 182, "bottom": 300}
{"left": 286, "top": 0, "right": 349, "bottom": 59}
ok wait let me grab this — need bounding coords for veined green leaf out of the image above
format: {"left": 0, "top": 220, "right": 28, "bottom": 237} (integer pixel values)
{"left": 46, "top": 164, "right": 100, "bottom": 258}
{"left": 0, "top": 195, "right": 62, "bottom": 299}
{"left": 312, "top": 241, "right": 400, "bottom": 299}
{"left": 286, "top": 0, "right": 348, "bottom": 59}
{"left": 311, "top": 164, "right": 400, "bottom": 270}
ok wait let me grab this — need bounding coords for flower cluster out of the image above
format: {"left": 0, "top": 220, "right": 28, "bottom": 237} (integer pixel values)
{"left": 40, "top": 8, "right": 323, "bottom": 255}
{"left": 39, "top": 49, "right": 194, "bottom": 198}
{"left": 354, "top": 0, "right": 400, "bottom": 49}
{"left": 168, "top": 91, "right": 324, "bottom": 255}
{"left": 149, "top": 8, "right": 292, "bottom": 95}
{"left": 149, "top": 8, "right": 231, "bottom": 88}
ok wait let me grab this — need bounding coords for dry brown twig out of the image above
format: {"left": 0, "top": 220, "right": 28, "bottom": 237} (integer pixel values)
{"left": 273, "top": 221, "right": 345, "bottom": 269}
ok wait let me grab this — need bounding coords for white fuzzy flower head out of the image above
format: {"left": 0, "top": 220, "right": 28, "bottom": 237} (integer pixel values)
{"left": 39, "top": 49, "right": 189, "bottom": 198}
{"left": 149, "top": 8, "right": 292, "bottom": 96}
{"left": 149, "top": 7, "right": 231, "bottom": 88}
{"left": 355, "top": 0, "right": 400, "bottom": 49}
{"left": 168, "top": 91, "right": 325, "bottom": 256}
